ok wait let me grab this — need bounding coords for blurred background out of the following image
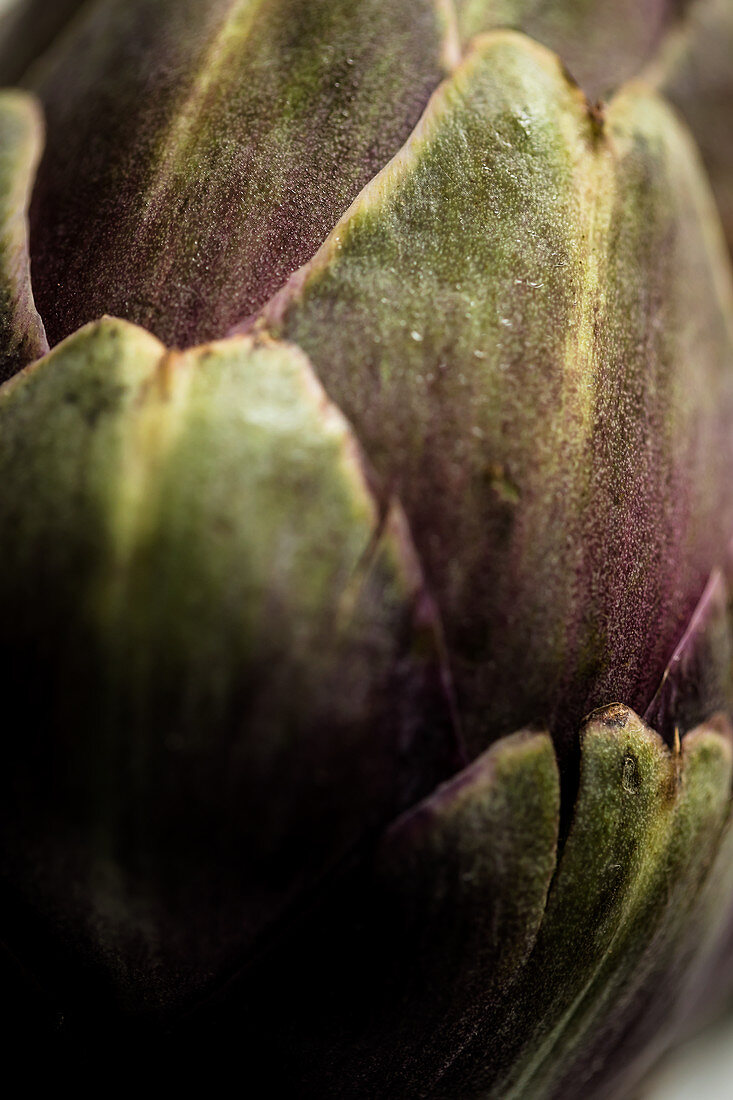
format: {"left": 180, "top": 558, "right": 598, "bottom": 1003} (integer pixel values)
{"left": 641, "top": 1011, "right": 733, "bottom": 1098}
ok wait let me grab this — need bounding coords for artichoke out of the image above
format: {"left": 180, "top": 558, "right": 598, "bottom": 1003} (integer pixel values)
{"left": 2, "top": 1, "right": 733, "bottom": 1096}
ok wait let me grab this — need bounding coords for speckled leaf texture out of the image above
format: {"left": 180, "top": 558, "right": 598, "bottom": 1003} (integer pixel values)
{"left": 26, "top": 0, "right": 457, "bottom": 349}
{"left": 1, "top": 0, "right": 733, "bottom": 1095}
{"left": 452, "top": 2, "right": 733, "bottom": 258}
{"left": 258, "top": 32, "right": 733, "bottom": 761}
{"left": 435, "top": 707, "right": 733, "bottom": 1099}
{"left": 0, "top": 90, "right": 46, "bottom": 380}
{"left": 0, "top": 319, "right": 459, "bottom": 1018}
{"left": 186, "top": 708, "right": 733, "bottom": 1098}
{"left": 645, "top": 552, "right": 733, "bottom": 741}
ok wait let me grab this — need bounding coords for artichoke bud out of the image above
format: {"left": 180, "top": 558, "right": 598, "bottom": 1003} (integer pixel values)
{"left": 0, "top": 317, "right": 459, "bottom": 1012}
{"left": 1, "top": 0, "right": 733, "bottom": 1093}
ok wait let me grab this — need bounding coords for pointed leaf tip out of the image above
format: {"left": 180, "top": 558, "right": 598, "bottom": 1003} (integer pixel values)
{"left": 229, "top": 727, "right": 559, "bottom": 1097}
{"left": 204, "top": 710, "right": 733, "bottom": 1097}
{"left": 645, "top": 565, "right": 733, "bottom": 743}
{"left": 435, "top": 705, "right": 733, "bottom": 1097}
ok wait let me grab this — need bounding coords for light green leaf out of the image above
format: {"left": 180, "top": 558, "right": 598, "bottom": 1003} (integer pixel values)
{"left": 0, "top": 318, "right": 458, "bottom": 1015}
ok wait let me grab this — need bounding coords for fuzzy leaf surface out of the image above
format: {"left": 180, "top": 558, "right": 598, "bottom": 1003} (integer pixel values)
{"left": 259, "top": 32, "right": 733, "bottom": 758}
{"left": 0, "top": 319, "right": 458, "bottom": 1018}
{"left": 436, "top": 707, "right": 733, "bottom": 1098}
{"left": 28, "top": 0, "right": 456, "bottom": 348}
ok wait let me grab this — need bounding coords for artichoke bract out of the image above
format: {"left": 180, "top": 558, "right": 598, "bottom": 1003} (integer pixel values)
{"left": 0, "top": 318, "right": 458, "bottom": 1014}
{"left": 255, "top": 32, "right": 733, "bottom": 759}
{"left": 2, "top": 1, "right": 733, "bottom": 1096}
{"left": 26, "top": 0, "right": 457, "bottom": 348}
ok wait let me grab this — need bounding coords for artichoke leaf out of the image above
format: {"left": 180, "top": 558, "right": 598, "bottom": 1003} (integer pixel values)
{"left": 175, "top": 727, "right": 559, "bottom": 1097}
{"left": 0, "top": 318, "right": 459, "bottom": 1019}
{"left": 27, "top": 0, "right": 458, "bottom": 349}
{"left": 363, "top": 731, "right": 559, "bottom": 1089}
{"left": 0, "top": 89, "right": 47, "bottom": 381}
{"left": 643, "top": 0, "right": 733, "bottom": 259}
{"left": 184, "top": 707, "right": 733, "bottom": 1099}
{"left": 455, "top": 0, "right": 687, "bottom": 99}
{"left": 257, "top": 31, "right": 733, "bottom": 760}
{"left": 436, "top": 706, "right": 733, "bottom": 1099}
{"left": 275, "top": 730, "right": 559, "bottom": 1096}
{"left": 645, "top": 558, "right": 733, "bottom": 742}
